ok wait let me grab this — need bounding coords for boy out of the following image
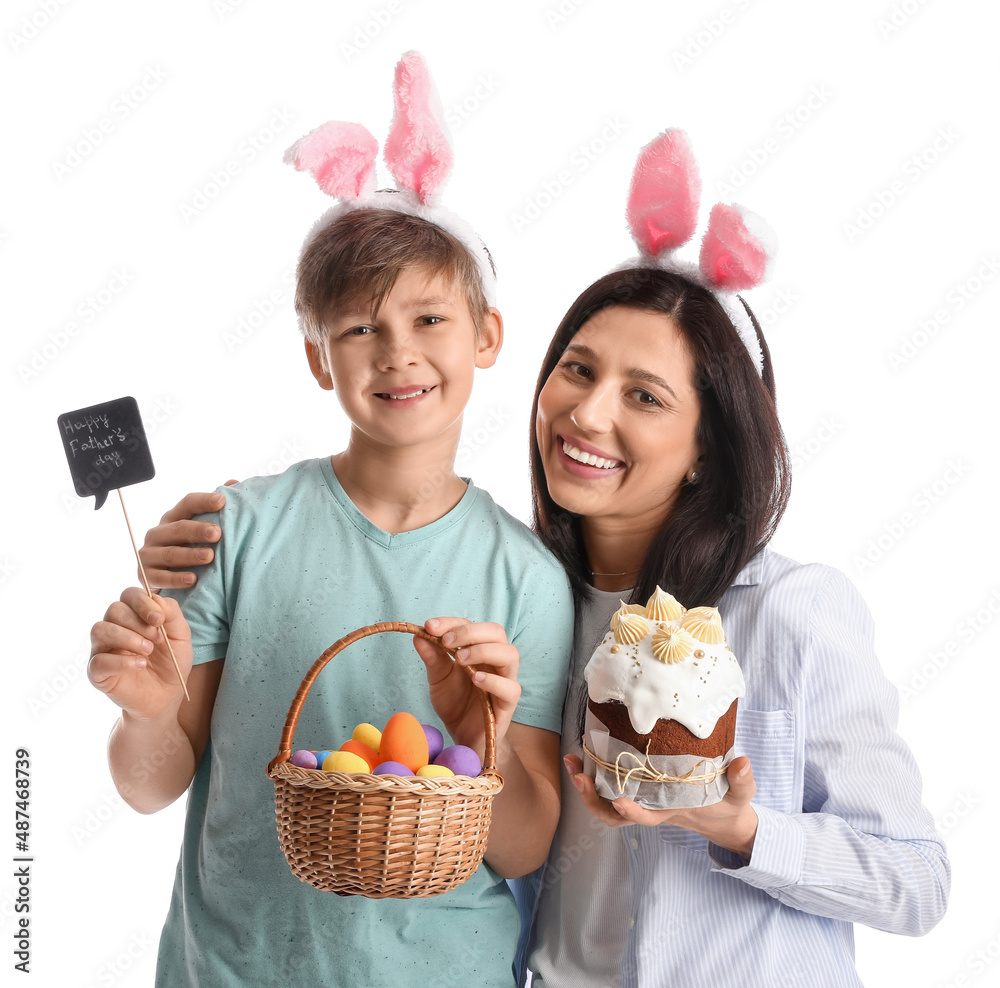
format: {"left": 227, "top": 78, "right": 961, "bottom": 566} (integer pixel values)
{"left": 89, "top": 204, "right": 574, "bottom": 987}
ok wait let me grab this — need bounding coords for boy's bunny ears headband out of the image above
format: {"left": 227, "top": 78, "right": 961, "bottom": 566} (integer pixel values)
{"left": 622, "top": 128, "right": 777, "bottom": 375}
{"left": 284, "top": 51, "right": 497, "bottom": 308}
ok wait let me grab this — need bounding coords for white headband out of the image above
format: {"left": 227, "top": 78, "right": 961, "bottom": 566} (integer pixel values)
{"left": 619, "top": 129, "right": 777, "bottom": 375}
{"left": 284, "top": 51, "right": 497, "bottom": 310}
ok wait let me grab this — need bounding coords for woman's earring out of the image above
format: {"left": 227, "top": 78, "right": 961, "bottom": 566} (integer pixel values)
{"left": 688, "top": 470, "right": 700, "bottom": 484}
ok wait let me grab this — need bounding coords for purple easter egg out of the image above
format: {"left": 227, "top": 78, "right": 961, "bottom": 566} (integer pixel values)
{"left": 372, "top": 761, "right": 415, "bottom": 776}
{"left": 422, "top": 724, "right": 445, "bottom": 762}
{"left": 433, "top": 745, "right": 482, "bottom": 777}
{"left": 290, "top": 749, "right": 318, "bottom": 769}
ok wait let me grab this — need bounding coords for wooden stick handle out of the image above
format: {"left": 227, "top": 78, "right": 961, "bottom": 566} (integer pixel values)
{"left": 117, "top": 489, "right": 190, "bottom": 702}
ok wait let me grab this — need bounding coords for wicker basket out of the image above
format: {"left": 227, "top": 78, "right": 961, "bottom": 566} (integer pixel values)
{"left": 266, "top": 621, "right": 504, "bottom": 898}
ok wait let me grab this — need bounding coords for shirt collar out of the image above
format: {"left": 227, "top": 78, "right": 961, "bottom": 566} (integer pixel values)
{"left": 730, "top": 547, "right": 767, "bottom": 587}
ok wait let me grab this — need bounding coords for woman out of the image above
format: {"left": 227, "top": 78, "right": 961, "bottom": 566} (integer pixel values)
{"left": 517, "top": 266, "right": 949, "bottom": 986}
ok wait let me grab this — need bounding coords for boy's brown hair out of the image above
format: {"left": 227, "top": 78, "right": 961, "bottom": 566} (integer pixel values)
{"left": 295, "top": 207, "right": 494, "bottom": 344}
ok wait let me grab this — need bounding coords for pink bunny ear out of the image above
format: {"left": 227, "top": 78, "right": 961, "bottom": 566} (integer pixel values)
{"left": 699, "top": 203, "right": 776, "bottom": 292}
{"left": 626, "top": 128, "right": 702, "bottom": 257}
{"left": 383, "top": 50, "right": 453, "bottom": 204}
{"left": 284, "top": 121, "right": 379, "bottom": 198}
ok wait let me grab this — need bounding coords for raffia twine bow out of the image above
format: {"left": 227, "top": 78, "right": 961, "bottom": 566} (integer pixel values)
{"left": 582, "top": 737, "right": 725, "bottom": 794}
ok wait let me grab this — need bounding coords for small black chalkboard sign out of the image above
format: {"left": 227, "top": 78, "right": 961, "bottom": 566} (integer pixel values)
{"left": 57, "top": 396, "right": 155, "bottom": 509}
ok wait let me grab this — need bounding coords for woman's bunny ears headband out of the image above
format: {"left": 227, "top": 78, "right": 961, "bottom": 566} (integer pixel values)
{"left": 621, "top": 128, "right": 777, "bottom": 375}
{"left": 283, "top": 50, "right": 497, "bottom": 308}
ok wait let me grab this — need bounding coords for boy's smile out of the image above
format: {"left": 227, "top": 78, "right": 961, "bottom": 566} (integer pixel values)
{"left": 306, "top": 267, "right": 503, "bottom": 456}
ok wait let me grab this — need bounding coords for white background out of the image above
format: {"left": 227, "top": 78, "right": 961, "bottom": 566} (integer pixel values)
{"left": 3, "top": 1, "right": 998, "bottom": 985}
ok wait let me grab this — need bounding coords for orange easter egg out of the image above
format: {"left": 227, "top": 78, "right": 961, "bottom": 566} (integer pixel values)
{"left": 340, "top": 739, "right": 378, "bottom": 771}
{"left": 378, "top": 712, "right": 429, "bottom": 773}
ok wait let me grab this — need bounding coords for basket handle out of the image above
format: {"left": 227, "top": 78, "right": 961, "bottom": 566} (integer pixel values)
{"left": 266, "top": 621, "right": 499, "bottom": 776}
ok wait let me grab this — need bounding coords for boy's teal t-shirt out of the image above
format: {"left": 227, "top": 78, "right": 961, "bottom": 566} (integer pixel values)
{"left": 157, "top": 457, "right": 574, "bottom": 987}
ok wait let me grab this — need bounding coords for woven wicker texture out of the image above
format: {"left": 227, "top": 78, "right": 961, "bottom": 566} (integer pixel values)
{"left": 266, "top": 621, "right": 504, "bottom": 898}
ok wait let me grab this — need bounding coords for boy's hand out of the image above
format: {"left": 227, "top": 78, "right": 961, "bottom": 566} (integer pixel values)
{"left": 89, "top": 588, "right": 195, "bottom": 722}
{"left": 414, "top": 618, "right": 521, "bottom": 757}
{"left": 139, "top": 483, "right": 236, "bottom": 589}
{"left": 563, "top": 752, "right": 759, "bottom": 858}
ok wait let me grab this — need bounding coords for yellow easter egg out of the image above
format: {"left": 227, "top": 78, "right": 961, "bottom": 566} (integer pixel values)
{"left": 352, "top": 723, "right": 382, "bottom": 753}
{"left": 416, "top": 764, "right": 455, "bottom": 779}
{"left": 322, "top": 750, "right": 370, "bottom": 773}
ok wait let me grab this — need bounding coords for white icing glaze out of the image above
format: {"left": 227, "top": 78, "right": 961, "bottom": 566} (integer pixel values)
{"left": 583, "top": 589, "right": 744, "bottom": 738}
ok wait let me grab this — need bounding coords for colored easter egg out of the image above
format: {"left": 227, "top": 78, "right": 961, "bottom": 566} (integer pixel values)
{"left": 379, "top": 712, "right": 429, "bottom": 773}
{"left": 433, "top": 745, "right": 482, "bottom": 777}
{"left": 290, "top": 749, "right": 318, "bottom": 769}
{"left": 416, "top": 764, "right": 454, "bottom": 779}
{"left": 372, "top": 761, "right": 414, "bottom": 776}
{"left": 340, "top": 739, "right": 378, "bottom": 771}
{"left": 352, "top": 722, "right": 382, "bottom": 753}
{"left": 422, "top": 724, "right": 444, "bottom": 761}
{"left": 314, "top": 750, "right": 333, "bottom": 766}
{"left": 322, "top": 750, "right": 370, "bottom": 773}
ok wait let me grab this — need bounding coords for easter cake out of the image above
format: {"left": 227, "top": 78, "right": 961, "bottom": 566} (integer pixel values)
{"left": 582, "top": 587, "right": 744, "bottom": 809}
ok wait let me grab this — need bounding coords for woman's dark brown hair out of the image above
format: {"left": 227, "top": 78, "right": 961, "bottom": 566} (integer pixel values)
{"left": 529, "top": 267, "right": 790, "bottom": 609}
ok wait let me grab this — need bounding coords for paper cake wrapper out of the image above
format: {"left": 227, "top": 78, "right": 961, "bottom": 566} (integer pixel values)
{"left": 583, "top": 708, "right": 731, "bottom": 809}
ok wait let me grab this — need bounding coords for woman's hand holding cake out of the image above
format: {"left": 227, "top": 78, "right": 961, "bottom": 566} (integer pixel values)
{"left": 565, "top": 586, "right": 760, "bottom": 857}
{"left": 563, "top": 751, "right": 759, "bottom": 858}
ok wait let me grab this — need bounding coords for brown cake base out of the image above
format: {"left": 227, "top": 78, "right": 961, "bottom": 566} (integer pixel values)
{"left": 588, "top": 697, "right": 738, "bottom": 759}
